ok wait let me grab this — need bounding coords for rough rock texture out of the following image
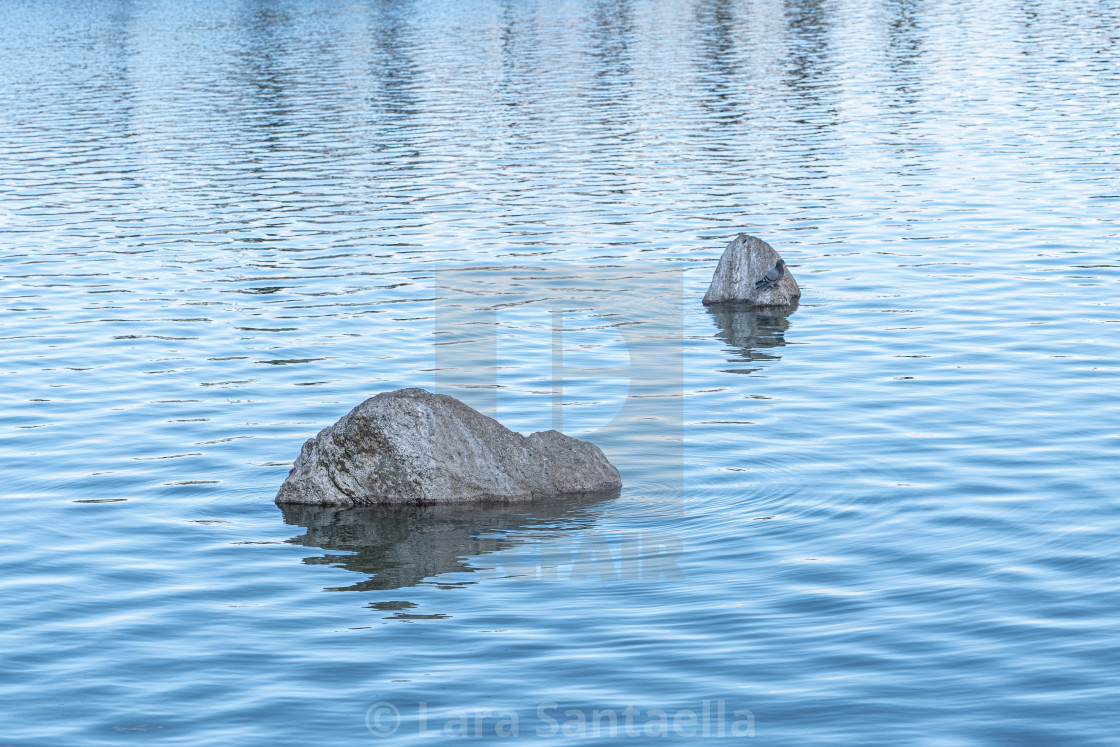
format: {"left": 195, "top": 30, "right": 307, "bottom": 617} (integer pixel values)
{"left": 702, "top": 234, "right": 801, "bottom": 307}
{"left": 275, "top": 388, "right": 622, "bottom": 506}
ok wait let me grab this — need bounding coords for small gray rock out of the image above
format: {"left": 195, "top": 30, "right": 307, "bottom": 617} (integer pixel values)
{"left": 702, "top": 234, "right": 801, "bottom": 307}
{"left": 275, "top": 388, "right": 622, "bottom": 506}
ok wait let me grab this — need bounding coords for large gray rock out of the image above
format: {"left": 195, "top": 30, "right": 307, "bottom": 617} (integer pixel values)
{"left": 702, "top": 234, "right": 801, "bottom": 307}
{"left": 275, "top": 388, "right": 622, "bottom": 506}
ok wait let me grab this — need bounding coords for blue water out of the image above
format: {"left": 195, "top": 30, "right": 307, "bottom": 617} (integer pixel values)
{"left": 2, "top": 0, "right": 1119, "bottom": 743}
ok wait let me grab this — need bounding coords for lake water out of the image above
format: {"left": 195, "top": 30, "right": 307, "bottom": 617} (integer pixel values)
{"left": 2, "top": 0, "right": 1119, "bottom": 743}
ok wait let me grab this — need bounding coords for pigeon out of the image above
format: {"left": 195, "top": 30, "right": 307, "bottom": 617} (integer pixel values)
{"left": 754, "top": 258, "right": 785, "bottom": 290}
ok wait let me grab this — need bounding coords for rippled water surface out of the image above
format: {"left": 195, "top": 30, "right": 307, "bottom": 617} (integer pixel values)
{"left": 2, "top": 0, "right": 1119, "bottom": 743}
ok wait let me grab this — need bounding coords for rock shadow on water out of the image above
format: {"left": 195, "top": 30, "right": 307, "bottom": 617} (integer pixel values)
{"left": 278, "top": 491, "right": 617, "bottom": 594}
{"left": 707, "top": 302, "right": 798, "bottom": 373}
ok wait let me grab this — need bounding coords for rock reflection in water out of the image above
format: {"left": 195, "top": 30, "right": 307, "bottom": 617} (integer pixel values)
{"left": 707, "top": 303, "right": 798, "bottom": 373}
{"left": 279, "top": 492, "right": 616, "bottom": 593}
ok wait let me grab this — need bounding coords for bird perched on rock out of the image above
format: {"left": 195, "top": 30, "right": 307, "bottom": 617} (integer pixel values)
{"left": 754, "top": 259, "right": 785, "bottom": 290}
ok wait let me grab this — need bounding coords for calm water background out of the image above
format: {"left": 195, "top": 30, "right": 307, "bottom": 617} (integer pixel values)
{"left": 2, "top": 0, "right": 1119, "bottom": 743}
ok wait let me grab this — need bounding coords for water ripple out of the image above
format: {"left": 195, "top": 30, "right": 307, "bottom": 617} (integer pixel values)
{"left": 1, "top": 0, "right": 1119, "bottom": 743}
